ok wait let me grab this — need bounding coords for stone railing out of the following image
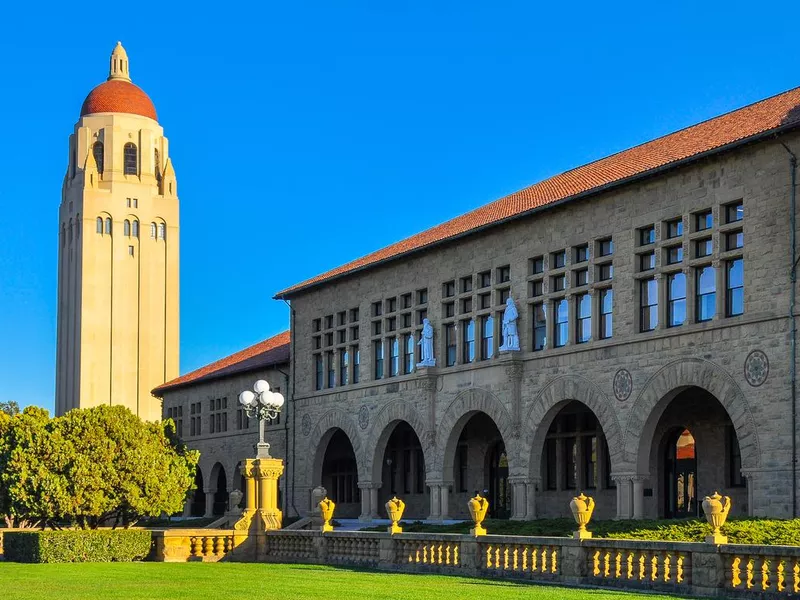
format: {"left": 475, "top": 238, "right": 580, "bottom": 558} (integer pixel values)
{"left": 150, "top": 529, "right": 248, "bottom": 562}
{"left": 722, "top": 544, "right": 800, "bottom": 596}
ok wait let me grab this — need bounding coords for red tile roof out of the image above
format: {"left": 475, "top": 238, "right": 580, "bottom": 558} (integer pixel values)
{"left": 152, "top": 331, "right": 290, "bottom": 395}
{"left": 276, "top": 86, "right": 800, "bottom": 298}
{"left": 81, "top": 79, "right": 158, "bottom": 121}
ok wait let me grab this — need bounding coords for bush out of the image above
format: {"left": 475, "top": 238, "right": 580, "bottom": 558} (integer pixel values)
{"left": 4, "top": 530, "right": 152, "bottom": 563}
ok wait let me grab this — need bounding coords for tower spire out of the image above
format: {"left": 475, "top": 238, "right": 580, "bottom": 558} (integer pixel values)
{"left": 108, "top": 41, "right": 131, "bottom": 82}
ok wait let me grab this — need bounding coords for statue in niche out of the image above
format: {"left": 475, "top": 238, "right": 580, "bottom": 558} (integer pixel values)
{"left": 499, "top": 297, "right": 520, "bottom": 352}
{"left": 417, "top": 318, "right": 436, "bottom": 367}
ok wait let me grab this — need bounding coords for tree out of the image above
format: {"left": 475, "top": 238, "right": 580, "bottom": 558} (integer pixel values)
{"left": 0, "top": 405, "right": 198, "bottom": 529}
{"left": 0, "top": 401, "right": 20, "bottom": 416}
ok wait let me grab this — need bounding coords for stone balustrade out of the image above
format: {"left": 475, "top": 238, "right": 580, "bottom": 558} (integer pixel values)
{"left": 150, "top": 529, "right": 248, "bottom": 562}
{"left": 722, "top": 544, "right": 800, "bottom": 596}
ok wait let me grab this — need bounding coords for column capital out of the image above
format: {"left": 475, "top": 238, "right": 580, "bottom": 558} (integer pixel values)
{"left": 357, "top": 481, "right": 381, "bottom": 490}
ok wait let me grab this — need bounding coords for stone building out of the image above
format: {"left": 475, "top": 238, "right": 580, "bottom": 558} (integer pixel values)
{"left": 153, "top": 332, "right": 290, "bottom": 518}
{"left": 56, "top": 42, "right": 179, "bottom": 421}
{"left": 274, "top": 86, "right": 800, "bottom": 522}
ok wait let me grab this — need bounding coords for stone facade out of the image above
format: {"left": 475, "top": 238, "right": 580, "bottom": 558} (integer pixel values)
{"left": 282, "top": 130, "right": 800, "bottom": 522}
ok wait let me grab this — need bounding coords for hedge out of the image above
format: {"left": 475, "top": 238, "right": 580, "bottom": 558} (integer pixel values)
{"left": 369, "top": 517, "right": 800, "bottom": 546}
{"left": 4, "top": 530, "right": 152, "bottom": 563}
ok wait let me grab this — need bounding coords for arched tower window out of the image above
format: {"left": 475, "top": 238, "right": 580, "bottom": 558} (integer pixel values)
{"left": 150, "top": 222, "right": 157, "bottom": 239}
{"left": 96, "top": 217, "right": 103, "bottom": 234}
{"left": 123, "top": 143, "right": 138, "bottom": 175}
{"left": 154, "top": 148, "right": 162, "bottom": 184}
{"left": 158, "top": 223, "right": 166, "bottom": 240}
{"left": 93, "top": 142, "right": 104, "bottom": 174}
{"left": 124, "top": 220, "right": 131, "bottom": 237}
{"left": 132, "top": 220, "right": 139, "bottom": 238}
{"left": 105, "top": 217, "right": 112, "bottom": 235}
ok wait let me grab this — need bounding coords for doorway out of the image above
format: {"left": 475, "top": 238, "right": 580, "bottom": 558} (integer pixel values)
{"left": 664, "top": 428, "right": 697, "bottom": 518}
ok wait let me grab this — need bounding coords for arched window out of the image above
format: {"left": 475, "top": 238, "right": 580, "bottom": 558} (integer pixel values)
{"left": 123, "top": 143, "right": 137, "bottom": 175}
{"left": 96, "top": 217, "right": 103, "bottom": 234}
{"left": 105, "top": 217, "right": 112, "bottom": 235}
{"left": 154, "top": 148, "right": 162, "bottom": 184}
{"left": 124, "top": 220, "right": 131, "bottom": 237}
{"left": 150, "top": 222, "right": 157, "bottom": 239}
{"left": 132, "top": 220, "right": 139, "bottom": 238}
{"left": 158, "top": 223, "right": 166, "bottom": 240}
{"left": 92, "top": 141, "right": 104, "bottom": 174}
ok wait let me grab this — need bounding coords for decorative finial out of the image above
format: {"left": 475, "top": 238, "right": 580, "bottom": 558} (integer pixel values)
{"left": 108, "top": 42, "right": 131, "bottom": 82}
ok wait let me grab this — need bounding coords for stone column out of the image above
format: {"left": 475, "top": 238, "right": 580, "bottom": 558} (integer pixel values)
{"left": 204, "top": 491, "right": 215, "bottom": 518}
{"left": 182, "top": 499, "right": 191, "bottom": 518}
{"left": 612, "top": 474, "right": 633, "bottom": 519}
{"left": 632, "top": 476, "right": 647, "bottom": 520}
{"left": 508, "top": 476, "right": 528, "bottom": 520}
{"left": 242, "top": 459, "right": 257, "bottom": 514}
{"left": 358, "top": 482, "right": 372, "bottom": 522}
{"left": 526, "top": 478, "right": 540, "bottom": 520}
{"left": 369, "top": 484, "right": 380, "bottom": 519}
{"left": 255, "top": 457, "right": 285, "bottom": 530}
{"left": 427, "top": 480, "right": 442, "bottom": 521}
{"left": 440, "top": 483, "right": 450, "bottom": 520}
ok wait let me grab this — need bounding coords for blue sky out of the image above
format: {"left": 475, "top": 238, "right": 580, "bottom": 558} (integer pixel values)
{"left": 1, "top": 2, "right": 799, "bottom": 411}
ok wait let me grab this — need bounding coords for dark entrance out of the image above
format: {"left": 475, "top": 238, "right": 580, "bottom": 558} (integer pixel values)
{"left": 190, "top": 468, "right": 205, "bottom": 517}
{"left": 488, "top": 442, "right": 510, "bottom": 519}
{"left": 212, "top": 465, "right": 227, "bottom": 516}
{"left": 664, "top": 428, "right": 697, "bottom": 518}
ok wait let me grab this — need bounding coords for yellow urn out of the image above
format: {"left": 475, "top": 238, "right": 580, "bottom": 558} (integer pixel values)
{"left": 570, "top": 492, "right": 595, "bottom": 539}
{"left": 385, "top": 496, "right": 406, "bottom": 534}
{"left": 468, "top": 493, "right": 489, "bottom": 536}
{"left": 319, "top": 496, "right": 336, "bottom": 533}
{"left": 702, "top": 491, "right": 731, "bottom": 544}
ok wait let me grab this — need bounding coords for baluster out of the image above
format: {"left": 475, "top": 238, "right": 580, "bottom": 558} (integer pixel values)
{"left": 761, "top": 559, "right": 771, "bottom": 591}
{"left": 676, "top": 554, "right": 685, "bottom": 584}
{"left": 793, "top": 561, "right": 800, "bottom": 593}
{"left": 650, "top": 554, "right": 658, "bottom": 581}
{"left": 614, "top": 552, "right": 621, "bottom": 578}
{"left": 746, "top": 557, "right": 755, "bottom": 589}
{"left": 626, "top": 553, "right": 634, "bottom": 579}
{"left": 663, "top": 553, "right": 671, "bottom": 583}
{"left": 445, "top": 544, "right": 451, "bottom": 565}
{"left": 592, "top": 550, "right": 600, "bottom": 577}
{"left": 638, "top": 554, "right": 646, "bottom": 580}
{"left": 542, "top": 548, "right": 548, "bottom": 573}
{"left": 603, "top": 551, "right": 610, "bottom": 577}
{"left": 202, "top": 537, "right": 214, "bottom": 557}
{"left": 486, "top": 545, "right": 493, "bottom": 568}
{"left": 777, "top": 560, "right": 786, "bottom": 592}
{"left": 503, "top": 546, "right": 509, "bottom": 570}
{"left": 454, "top": 544, "right": 459, "bottom": 565}
{"left": 513, "top": 546, "right": 519, "bottom": 571}
{"left": 551, "top": 548, "right": 557, "bottom": 573}
{"left": 213, "top": 536, "right": 224, "bottom": 556}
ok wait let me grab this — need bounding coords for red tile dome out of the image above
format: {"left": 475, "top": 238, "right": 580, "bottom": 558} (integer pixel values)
{"left": 80, "top": 79, "right": 158, "bottom": 121}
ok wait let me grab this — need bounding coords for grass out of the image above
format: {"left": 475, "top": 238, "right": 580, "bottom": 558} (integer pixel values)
{"left": 0, "top": 562, "right": 692, "bottom": 600}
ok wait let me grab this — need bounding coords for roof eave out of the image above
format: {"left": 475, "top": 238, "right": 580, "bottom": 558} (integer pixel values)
{"left": 151, "top": 357, "right": 290, "bottom": 397}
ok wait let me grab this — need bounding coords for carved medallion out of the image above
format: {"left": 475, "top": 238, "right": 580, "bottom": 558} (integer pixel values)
{"left": 358, "top": 405, "right": 370, "bottom": 430}
{"left": 301, "top": 413, "right": 312, "bottom": 436}
{"left": 744, "top": 350, "right": 769, "bottom": 387}
{"left": 613, "top": 369, "right": 633, "bottom": 401}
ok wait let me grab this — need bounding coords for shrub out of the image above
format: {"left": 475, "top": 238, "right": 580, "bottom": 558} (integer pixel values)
{"left": 4, "top": 530, "right": 152, "bottom": 563}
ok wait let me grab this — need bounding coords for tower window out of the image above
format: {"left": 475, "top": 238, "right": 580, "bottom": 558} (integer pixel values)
{"left": 150, "top": 222, "right": 157, "bottom": 239}
{"left": 132, "top": 220, "right": 139, "bottom": 238}
{"left": 124, "top": 219, "right": 131, "bottom": 237}
{"left": 154, "top": 148, "right": 162, "bottom": 184}
{"left": 158, "top": 223, "right": 166, "bottom": 240}
{"left": 123, "top": 143, "right": 137, "bottom": 175}
{"left": 105, "top": 217, "right": 112, "bottom": 235}
{"left": 92, "top": 141, "right": 104, "bottom": 174}
{"left": 96, "top": 217, "right": 103, "bottom": 234}
{"left": 128, "top": 245, "right": 135, "bottom": 257}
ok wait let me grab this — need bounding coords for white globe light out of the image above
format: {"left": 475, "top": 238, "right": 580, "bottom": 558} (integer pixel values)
{"left": 272, "top": 392, "right": 285, "bottom": 408}
{"left": 253, "top": 380, "right": 270, "bottom": 394}
{"left": 239, "top": 390, "right": 255, "bottom": 407}
{"left": 259, "top": 390, "right": 273, "bottom": 406}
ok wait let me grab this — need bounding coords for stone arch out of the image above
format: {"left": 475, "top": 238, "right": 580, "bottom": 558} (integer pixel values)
{"left": 307, "top": 408, "right": 366, "bottom": 488}
{"left": 364, "top": 400, "right": 432, "bottom": 483}
{"left": 624, "top": 358, "right": 760, "bottom": 472}
{"left": 524, "top": 374, "right": 624, "bottom": 481}
{"left": 207, "top": 461, "right": 226, "bottom": 492}
{"left": 434, "top": 387, "right": 515, "bottom": 478}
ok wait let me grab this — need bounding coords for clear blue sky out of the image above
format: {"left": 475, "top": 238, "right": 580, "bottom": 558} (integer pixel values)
{"left": 2, "top": 2, "right": 799, "bottom": 412}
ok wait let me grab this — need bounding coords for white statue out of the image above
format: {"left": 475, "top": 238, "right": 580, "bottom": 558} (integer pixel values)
{"left": 499, "top": 297, "right": 520, "bottom": 352}
{"left": 417, "top": 318, "right": 436, "bottom": 367}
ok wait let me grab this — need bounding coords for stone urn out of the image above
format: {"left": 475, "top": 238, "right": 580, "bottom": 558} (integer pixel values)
{"left": 468, "top": 493, "right": 489, "bottom": 536}
{"left": 570, "top": 492, "right": 595, "bottom": 539}
{"left": 319, "top": 496, "right": 335, "bottom": 533}
{"left": 702, "top": 491, "right": 731, "bottom": 544}
{"left": 385, "top": 496, "right": 406, "bottom": 535}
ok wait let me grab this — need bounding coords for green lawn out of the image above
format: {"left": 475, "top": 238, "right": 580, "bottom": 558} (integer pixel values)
{"left": 0, "top": 562, "right": 691, "bottom": 599}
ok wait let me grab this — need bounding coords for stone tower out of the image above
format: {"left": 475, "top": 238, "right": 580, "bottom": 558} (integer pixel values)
{"left": 56, "top": 42, "right": 179, "bottom": 421}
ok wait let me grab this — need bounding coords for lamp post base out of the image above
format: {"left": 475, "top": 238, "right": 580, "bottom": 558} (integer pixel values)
{"left": 255, "top": 442, "right": 271, "bottom": 459}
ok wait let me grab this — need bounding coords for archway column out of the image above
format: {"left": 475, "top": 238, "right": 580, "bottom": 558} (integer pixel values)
{"left": 204, "top": 490, "right": 215, "bottom": 518}
{"left": 508, "top": 476, "right": 528, "bottom": 520}
{"left": 525, "top": 477, "right": 541, "bottom": 520}
{"left": 358, "top": 481, "right": 381, "bottom": 522}
{"left": 611, "top": 473, "right": 648, "bottom": 519}
{"left": 426, "top": 479, "right": 450, "bottom": 521}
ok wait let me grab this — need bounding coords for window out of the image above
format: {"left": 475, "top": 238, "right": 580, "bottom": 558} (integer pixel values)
{"left": 598, "top": 238, "right": 613, "bottom": 257}
{"left": 462, "top": 319, "right": 475, "bottom": 363}
{"left": 314, "top": 355, "right": 323, "bottom": 390}
{"left": 158, "top": 223, "right": 166, "bottom": 240}
{"left": 497, "top": 265, "right": 511, "bottom": 283}
{"left": 479, "top": 271, "right": 491, "bottom": 288}
{"left": 96, "top": 217, "right": 102, "bottom": 234}
{"left": 150, "top": 222, "right": 157, "bottom": 239}
{"left": 639, "top": 225, "right": 656, "bottom": 245}
{"left": 666, "top": 218, "right": 683, "bottom": 238}
{"left": 696, "top": 238, "right": 713, "bottom": 258}
{"left": 403, "top": 334, "right": 414, "bottom": 374}
{"left": 599, "top": 289, "right": 613, "bottom": 339}
{"left": 598, "top": 263, "right": 613, "bottom": 281}
{"left": 480, "top": 315, "right": 494, "bottom": 359}
{"left": 667, "top": 272, "right": 686, "bottom": 327}
{"left": 666, "top": 245, "right": 683, "bottom": 265}
{"left": 387, "top": 316, "right": 397, "bottom": 331}
{"left": 337, "top": 330, "right": 346, "bottom": 344}
{"left": 640, "top": 278, "right": 658, "bottom": 332}
{"left": 576, "top": 293, "right": 591, "bottom": 343}
{"left": 352, "top": 348, "right": 360, "bottom": 383}
{"left": 552, "top": 250, "right": 566, "bottom": 269}
{"left": 92, "top": 141, "right": 104, "bottom": 174}
{"left": 105, "top": 217, "right": 112, "bottom": 235}
{"left": 532, "top": 303, "right": 546, "bottom": 350}
{"left": 387, "top": 297, "right": 397, "bottom": 313}
{"left": 373, "top": 301, "right": 383, "bottom": 316}
{"left": 124, "top": 219, "right": 131, "bottom": 237}
{"left": 498, "top": 288, "right": 510, "bottom": 305}
{"left": 574, "top": 268, "right": 588, "bottom": 287}
{"left": 726, "top": 230, "right": 743, "bottom": 251}
{"left": 574, "top": 244, "right": 589, "bottom": 263}
{"left": 389, "top": 338, "right": 399, "bottom": 377}
{"left": 350, "top": 308, "right": 360, "bottom": 322}
{"left": 726, "top": 201, "right": 743, "bottom": 223}
{"left": 696, "top": 266, "right": 716, "bottom": 322}
{"left": 554, "top": 298, "right": 568, "bottom": 347}
{"left": 460, "top": 276, "right": 473, "bottom": 293}
{"left": 444, "top": 302, "right": 455, "bottom": 318}
{"left": 640, "top": 252, "right": 655, "bottom": 271}
{"left": 373, "top": 321, "right": 383, "bottom": 335}
{"left": 552, "top": 274, "right": 566, "bottom": 292}
{"left": 417, "top": 289, "right": 428, "bottom": 304}
{"left": 726, "top": 259, "right": 744, "bottom": 316}
{"left": 461, "top": 297, "right": 472, "bottom": 314}
{"left": 530, "top": 256, "right": 544, "bottom": 274}
{"left": 445, "top": 324, "right": 457, "bottom": 367}
{"left": 338, "top": 311, "right": 347, "bottom": 326}
{"left": 480, "top": 292, "right": 492, "bottom": 308}
{"left": 339, "top": 350, "right": 349, "bottom": 386}
{"left": 126, "top": 198, "right": 131, "bottom": 208}
{"left": 444, "top": 281, "right": 455, "bottom": 297}
{"left": 132, "top": 220, "right": 139, "bottom": 238}
{"left": 530, "top": 280, "right": 543, "bottom": 297}
{"left": 128, "top": 245, "right": 135, "bottom": 257}
{"left": 696, "top": 210, "right": 712, "bottom": 231}
{"left": 402, "top": 313, "right": 411, "bottom": 328}
{"left": 401, "top": 293, "right": 412, "bottom": 309}
{"left": 326, "top": 351, "right": 335, "bottom": 388}
{"left": 123, "top": 143, "right": 137, "bottom": 175}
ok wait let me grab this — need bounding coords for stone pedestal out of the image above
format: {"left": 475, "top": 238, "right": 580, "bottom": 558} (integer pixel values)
{"left": 256, "top": 457, "right": 284, "bottom": 531}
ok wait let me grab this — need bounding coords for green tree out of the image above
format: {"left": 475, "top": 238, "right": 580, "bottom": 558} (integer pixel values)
{"left": 0, "top": 401, "right": 20, "bottom": 416}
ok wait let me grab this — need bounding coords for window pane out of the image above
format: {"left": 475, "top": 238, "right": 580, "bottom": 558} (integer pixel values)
{"left": 668, "top": 272, "right": 686, "bottom": 327}
{"left": 555, "top": 299, "right": 568, "bottom": 347}
{"left": 533, "top": 303, "right": 546, "bottom": 350}
{"left": 600, "top": 289, "right": 613, "bottom": 339}
{"left": 696, "top": 266, "right": 716, "bottom": 321}
{"left": 577, "top": 294, "right": 591, "bottom": 343}
{"left": 727, "top": 259, "right": 744, "bottom": 316}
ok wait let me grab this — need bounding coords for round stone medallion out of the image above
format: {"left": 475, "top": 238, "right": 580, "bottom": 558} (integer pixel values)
{"left": 744, "top": 350, "right": 769, "bottom": 387}
{"left": 358, "top": 405, "right": 370, "bottom": 430}
{"left": 301, "top": 413, "right": 312, "bottom": 436}
{"left": 613, "top": 369, "right": 633, "bottom": 401}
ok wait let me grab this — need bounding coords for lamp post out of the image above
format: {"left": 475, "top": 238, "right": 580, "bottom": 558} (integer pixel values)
{"left": 238, "top": 379, "right": 285, "bottom": 459}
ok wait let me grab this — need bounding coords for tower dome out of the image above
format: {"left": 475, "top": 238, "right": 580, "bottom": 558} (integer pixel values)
{"left": 79, "top": 42, "right": 158, "bottom": 121}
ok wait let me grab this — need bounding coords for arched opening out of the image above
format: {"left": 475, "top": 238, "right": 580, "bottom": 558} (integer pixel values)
{"left": 123, "top": 143, "right": 137, "bottom": 175}
{"left": 487, "top": 441, "right": 509, "bottom": 519}
{"left": 154, "top": 148, "right": 162, "bottom": 184}
{"left": 123, "top": 219, "right": 131, "bottom": 237}
{"left": 92, "top": 141, "right": 104, "bottom": 174}
{"left": 150, "top": 222, "right": 157, "bottom": 239}
{"left": 320, "top": 429, "right": 360, "bottom": 518}
{"left": 211, "top": 464, "right": 227, "bottom": 516}
{"left": 132, "top": 219, "right": 139, "bottom": 238}
{"left": 378, "top": 421, "right": 427, "bottom": 519}
{"left": 642, "top": 386, "right": 747, "bottom": 518}
{"left": 189, "top": 467, "right": 205, "bottom": 517}
{"left": 96, "top": 217, "right": 102, "bottom": 234}
{"left": 104, "top": 217, "right": 112, "bottom": 235}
